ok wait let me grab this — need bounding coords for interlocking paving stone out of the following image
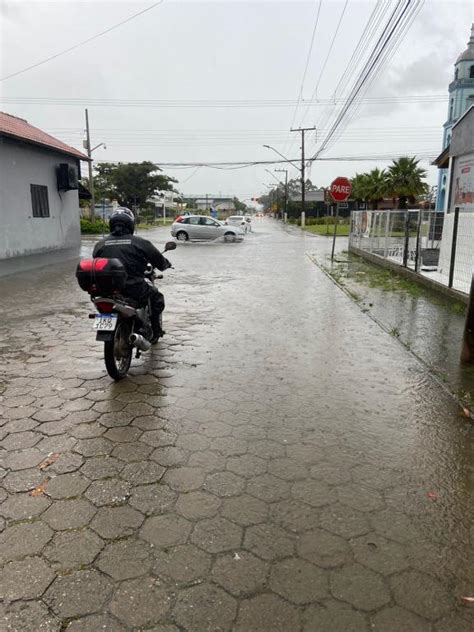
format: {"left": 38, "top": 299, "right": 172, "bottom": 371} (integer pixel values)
{"left": 0, "top": 601, "right": 60, "bottom": 631}
{"left": 0, "top": 521, "right": 53, "bottom": 563}
{"left": 44, "top": 569, "right": 113, "bottom": 618}
{"left": 389, "top": 570, "right": 453, "bottom": 620}
{"left": 221, "top": 494, "right": 269, "bottom": 526}
{"left": 43, "top": 498, "right": 97, "bottom": 530}
{"left": 247, "top": 473, "right": 291, "bottom": 503}
{"left": 370, "top": 605, "right": 432, "bottom": 632}
{"left": 330, "top": 563, "right": 391, "bottom": 611}
{"left": 0, "top": 492, "right": 50, "bottom": 521}
{"left": 154, "top": 543, "right": 211, "bottom": 583}
{"left": 203, "top": 471, "right": 246, "bottom": 497}
{"left": 211, "top": 551, "right": 268, "bottom": 596}
{"left": 65, "top": 614, "right": 127, "bottom": 632}
{"left": 90, "top": 505, "right": 144, "bottom": 539}
{"left": 351, "top": 533, "right": 409, "bottom": 575}
{"left": 173, "top": 583, "right": 237, "bottom": 632}
{"left": 0, "top": 221, "right": 472, "bottom": 631}
{"left": 79, "top": 455, "right": 124, "bottom": 479}
{"left": 190, "top": 516, "right": 242, "bottom": 553}
{"left": 45, "top": 473, "right": 90, "bottom": 499}
{"left": 163, "top": 466, "right": 206, "bottom": 492}
{"left": 269, "top": 499, "right": 320, "bottom": 533}
{"left": 234, "top": 593, "right": 301, "bottom": 632}
{"left": 0, "top": 556, "right": 55, "bottom": 601}
{"left": 129, "top": 483, "right": 177, "bottom": 515}
{"left": 97, "top": 538, "right": 154, "bottom": 579}
{"left": 120, "top": 460, "right": 165, "bottom": 484}
{"left": 44, "top": 529, "right": 104, "bottom": 570}
{"left": 85, "top": 478, "right": 131, "bottom": 506}
{"left": 108, "top": 576, "right": 172, "bottom": 627}
{"left": 320, "top": 503, "right": 371, "bottom": 539}
{"left": 297, "top": 527, "right": 352, "bottom": 568}
{"left": 269, "top": 558, "right": 329, "bottom": 604}
{"left": 140, "top": 513, "right": 192, "bottom": 547}
{"left": 303, "top": 600, "right": 369, "bottom": 632}
{"left": 226, "top": 454, "right": 268, "bottom": 478}
{"left": 174, "top": 490, "right": 222, "bottom": 520}
{"left": 243, "top": 524, "right": 295, "bottom": 560}
{"left": 2, "top": 447, "right": 44, "bottom": 471}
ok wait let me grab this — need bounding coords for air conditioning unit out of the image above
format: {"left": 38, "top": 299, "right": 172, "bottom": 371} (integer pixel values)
{"left": 57, "top": 163, "right": 79, "bottom": 191}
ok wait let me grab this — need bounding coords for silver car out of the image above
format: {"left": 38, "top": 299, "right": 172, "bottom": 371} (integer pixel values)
{"left": 171, "top": 215, "right": 245, "bottom": 242}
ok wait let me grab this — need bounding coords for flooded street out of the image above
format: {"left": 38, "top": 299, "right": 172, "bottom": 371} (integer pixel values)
{"left": 0, "top": 218, "right": 473, "bottom": 631}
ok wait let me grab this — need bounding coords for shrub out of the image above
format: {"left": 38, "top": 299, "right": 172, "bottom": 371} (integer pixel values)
{"left": 80, "top": 218, "right": 108, "bottom": 234}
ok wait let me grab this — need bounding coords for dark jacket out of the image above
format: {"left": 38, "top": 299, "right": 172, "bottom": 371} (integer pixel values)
{"left": 93, "top": 232, "right": 170, "bottom": 286}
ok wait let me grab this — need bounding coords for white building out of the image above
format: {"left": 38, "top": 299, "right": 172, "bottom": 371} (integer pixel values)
{"left": 436, "top": 23, "right": 474, "bottom": 211}
{"left": 436, "top": 105, "right": 474, "bottom": 292}
{"left": 0, "top": 111, "right": 88, "bottom": 267}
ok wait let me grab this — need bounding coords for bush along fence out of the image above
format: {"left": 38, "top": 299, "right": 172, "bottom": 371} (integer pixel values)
{"left": 349, "top": 209, "right": 474, "bottom": 296}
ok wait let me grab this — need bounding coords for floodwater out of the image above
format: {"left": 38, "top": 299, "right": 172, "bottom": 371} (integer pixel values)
{"left": 309, "top": 246, "right": 474, "bottom": 401}
{"left": 0, "top": 219, "right": 472, "bottom": 631}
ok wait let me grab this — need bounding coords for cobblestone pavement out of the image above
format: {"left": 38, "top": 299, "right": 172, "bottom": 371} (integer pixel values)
{"left": 0, "top": 220, "right": 473, "bottom": 631}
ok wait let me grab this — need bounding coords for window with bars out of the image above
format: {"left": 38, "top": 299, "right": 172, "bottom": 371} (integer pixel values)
{"left": 30, "top": 184, "right": 50, "bottom": 218}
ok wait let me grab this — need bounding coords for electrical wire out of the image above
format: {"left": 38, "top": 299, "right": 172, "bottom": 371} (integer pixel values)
{"left": 0, "top": 94, "right": 447, "bottom": 108}
{"left": 310, "top": 0, "right": 426, "bottom": 161}
{"left": 282, "top": 0, "right": 323, "bottom": 155}
{"left": 0, "top": 1, "right": 165, "bottom": 82}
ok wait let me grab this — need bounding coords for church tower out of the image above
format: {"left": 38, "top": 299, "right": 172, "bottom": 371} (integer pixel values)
{"left": 436, "top": 24, "right": 474, "bottom": 211}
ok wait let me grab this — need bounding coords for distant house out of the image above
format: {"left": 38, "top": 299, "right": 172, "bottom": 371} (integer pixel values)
{"left": 0, "top": 111, "right": 89, "bottom": 265}
{"left": 194, "top": 198, "right": 236, "bottom": 214}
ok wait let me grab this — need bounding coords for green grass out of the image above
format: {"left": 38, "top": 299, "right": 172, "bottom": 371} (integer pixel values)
{"left": 80, "top": 218, "right": 108, "bottom": 234}
{"left": 303, "top": 224, "right": 350, "bottom": 236}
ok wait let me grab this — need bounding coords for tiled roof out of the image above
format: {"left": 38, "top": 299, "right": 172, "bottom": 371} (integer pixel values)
{"left": 0, "top": 111, "right": 89, "bottom": 160}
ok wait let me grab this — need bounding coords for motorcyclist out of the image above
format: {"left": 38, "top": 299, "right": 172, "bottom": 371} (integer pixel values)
{"left": 93, "top": 207, "right": 171, "bottom": 344}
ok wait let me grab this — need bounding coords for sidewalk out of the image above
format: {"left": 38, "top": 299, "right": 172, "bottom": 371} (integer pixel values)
{"left": 0, "top": 221, "right": 473, "bottom": 631}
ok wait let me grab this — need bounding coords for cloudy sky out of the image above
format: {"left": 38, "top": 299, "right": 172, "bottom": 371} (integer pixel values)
{"left": 1, "top": 0, "right": 473, "bottom": 199}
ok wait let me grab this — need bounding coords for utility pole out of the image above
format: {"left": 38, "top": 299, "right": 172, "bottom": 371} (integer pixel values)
{"left": 275, "top": 169, "right": 288, "bottom": 222}
{"left": 85, "top": 109, "right": 95, "bottom": 221}
{"left": 290, "top": 127, "right": 316, "bottom": 229}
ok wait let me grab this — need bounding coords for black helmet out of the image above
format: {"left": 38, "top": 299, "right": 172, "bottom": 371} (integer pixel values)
{"left": 109, "top": 207, "right": 135, "bottom": 235}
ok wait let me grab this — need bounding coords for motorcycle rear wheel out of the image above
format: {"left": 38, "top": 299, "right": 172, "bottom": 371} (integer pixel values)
{"left": 104, "top": 319, "right": 133, "bottom": 380}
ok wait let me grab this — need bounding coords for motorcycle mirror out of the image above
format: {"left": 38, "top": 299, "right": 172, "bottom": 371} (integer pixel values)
{"left": 164, "top": 241, "right": 177, "bottom": 251}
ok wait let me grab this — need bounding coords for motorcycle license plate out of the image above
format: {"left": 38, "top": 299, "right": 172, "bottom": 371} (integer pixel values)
{"left": 93, "top": 314, "right": 117, "bottom": 331}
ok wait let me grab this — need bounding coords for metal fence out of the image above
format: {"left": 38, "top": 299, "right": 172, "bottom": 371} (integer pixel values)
{"left": 349, "top": 209, "right": 474, "bottom": 295}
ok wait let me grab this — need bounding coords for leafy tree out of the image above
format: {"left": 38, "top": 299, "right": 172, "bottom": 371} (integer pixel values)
{"left": 233, "top": 197, "right": 248, "bottom": 212}
{"left": 385, "top": 157, "right": 428, "bottom": 209}
{"left": 93, "top": 162, "right": 177, "bottom": 211}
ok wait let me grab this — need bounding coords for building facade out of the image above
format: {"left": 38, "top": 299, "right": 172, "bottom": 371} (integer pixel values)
{"left": 0, "top": 112, "right": 88, "bottom": 267}
{"left": 436, "top": 24, "right": 474, "bottom": 211}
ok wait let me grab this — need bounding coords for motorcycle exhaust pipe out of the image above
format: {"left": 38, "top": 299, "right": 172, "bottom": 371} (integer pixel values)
{"left": 129, "top": 333, "right": 151, "bottom": 352}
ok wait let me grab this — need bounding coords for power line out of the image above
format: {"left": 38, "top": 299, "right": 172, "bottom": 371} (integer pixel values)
{"left": 0, "top": 1, "right": 164, "bottom": 82}
{"left": 310, "top": 0, "right": 425, "bottom": 160}
{"left": 0, "top": 94, "right": 447, "bottom": 108}
{"left": 283, "top": 0, "right": 323, "bottom": 155}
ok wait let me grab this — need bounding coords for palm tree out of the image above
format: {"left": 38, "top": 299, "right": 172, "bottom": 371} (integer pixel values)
{"left": 385, "top": 157, "right": 428, "bottom": 209}
{"left": 365, "top": 168, "right": 387, "bottom": 210}
{"left": 351, "top": 173, "right": 370, "bottom": 206}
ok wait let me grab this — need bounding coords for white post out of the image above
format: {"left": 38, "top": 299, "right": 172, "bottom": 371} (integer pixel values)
{"left": 163, "top": 203, "right": 166, "bottom": 225}
{"left": 384, "top": 210, "right": 390, "bottom": 257}
{"left": 301, "top": 211, "right": 305, "bottom": 229}
{"left": 284, "top": 212, "right": 288, "bottom": 223}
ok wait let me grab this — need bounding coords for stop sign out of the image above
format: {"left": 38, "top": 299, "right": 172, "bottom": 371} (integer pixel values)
{"left": 330, "top": 177, "right": 352, "bottom": 202}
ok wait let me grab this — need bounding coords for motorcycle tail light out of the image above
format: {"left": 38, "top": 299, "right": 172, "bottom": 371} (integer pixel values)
{"left": 79, "top": 258, "right": 109, "bottom": 272}
{"left": 95, "top": 301, "right": 114, "bottom": 313}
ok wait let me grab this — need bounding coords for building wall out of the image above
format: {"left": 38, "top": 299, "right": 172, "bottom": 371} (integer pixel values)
{"left": 0, "top": 139, "right": 81, "bottom": 260}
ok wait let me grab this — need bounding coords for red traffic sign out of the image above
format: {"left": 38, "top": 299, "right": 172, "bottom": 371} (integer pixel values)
{"left": 330, "top": 177, "right": 352, "bottom": 202}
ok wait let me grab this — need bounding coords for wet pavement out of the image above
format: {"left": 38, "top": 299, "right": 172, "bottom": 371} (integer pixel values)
{"left": 0, "top": 219, "right": 473, "bottom": 631}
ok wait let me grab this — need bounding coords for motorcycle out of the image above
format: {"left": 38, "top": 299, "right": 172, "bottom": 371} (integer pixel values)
{"left": 76, "top": 241, "right": 176, "bottom": 380}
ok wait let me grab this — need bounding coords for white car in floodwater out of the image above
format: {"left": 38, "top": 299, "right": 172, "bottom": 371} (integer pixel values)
{"left": 171, "top": 215, "right": 245, "bottom": 242}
